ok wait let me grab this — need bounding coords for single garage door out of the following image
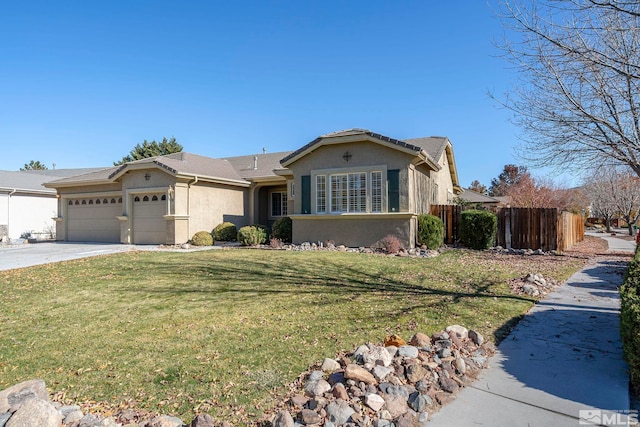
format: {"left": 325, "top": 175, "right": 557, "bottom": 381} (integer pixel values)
{"left": 132, "top": 194, "right": 167, "bottom": 244}
{"left": 67, "top": 197, "right": 122, "bottom": 242}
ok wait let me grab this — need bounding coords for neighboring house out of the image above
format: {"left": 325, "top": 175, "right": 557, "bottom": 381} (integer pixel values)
{"left": 457, "top": 188, "right": 503, "bottom": 210}
{"left": 0, "top": 168, "right": 102, "bottom": 240}
{"left": 45, "top": 129, "right": 461, "bottom": 248}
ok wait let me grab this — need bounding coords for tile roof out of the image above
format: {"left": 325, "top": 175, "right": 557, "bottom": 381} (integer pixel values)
{"left": 403, "top": 137, "right": 450, "bottom": 164}
{"left": 45, "top": 167, "right": 119, "bottom": 186}
{"left": 459, "top": 189, "right": 500, "bottom": 203}
{"left": 0, "top": 169, "right": 105, "bottom": 194}
{"left": 280, "top": 129, "right": 450, "bottom": 166}
{"left": 21, "top": 168, "right": 106, "bottom": 178}
{"left": 47, "top": 153, "right": 249, "bottom": 187}
{"left": 223, "top": 151, "right": 293, "bottom": 179}
{"left": 111, "top": 152, "right": 246, "bottom": 183}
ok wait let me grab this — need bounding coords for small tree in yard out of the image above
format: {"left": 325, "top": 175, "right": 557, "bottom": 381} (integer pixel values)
{"left": 417, "top": 214, "right": 444, "bottom": 249}
{"left": 460, "top": 210, "right": 497, "bottom": 250}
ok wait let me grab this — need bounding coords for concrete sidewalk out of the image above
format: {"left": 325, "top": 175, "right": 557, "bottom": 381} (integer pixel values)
{"left": 429, "top": 257, "right": 633, "bottom": 426}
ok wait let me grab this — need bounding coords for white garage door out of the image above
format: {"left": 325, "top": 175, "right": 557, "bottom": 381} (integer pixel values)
{"left": 67, "top": 197, "right": 122, "bottom": 242}
{"left": 132, "top": 194, "right": 167, "bottom": 244}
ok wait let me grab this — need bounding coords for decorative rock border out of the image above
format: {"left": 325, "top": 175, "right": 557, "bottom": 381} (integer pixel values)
{"left": 268, "top": 325, "right": 494, "bottom": 426}
{"left": 0, "top": 326, "right": 492, "bottom": 427}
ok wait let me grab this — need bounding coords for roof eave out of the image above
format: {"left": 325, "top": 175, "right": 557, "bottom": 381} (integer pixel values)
{"left": 0, "top": 187, "right": 56, "bottom": 195}
{"left": 274, "top": 168, "right": 293, "bottom": 177}
{"left": 444, "top": 142, "right": 461, "bottom": 188}
{"left": 44, "top": 179, "right": 113, "bottom": 189}
{"left": 281, "top": 134, "right": 423, "bottom": 167}
{"left": 174, "top": 173, "right": 250, "bottom": 187}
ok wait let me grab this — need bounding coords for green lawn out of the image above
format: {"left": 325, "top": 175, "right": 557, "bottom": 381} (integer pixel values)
{"left": 0, "top": 249, "right": 584, "bottom": 423}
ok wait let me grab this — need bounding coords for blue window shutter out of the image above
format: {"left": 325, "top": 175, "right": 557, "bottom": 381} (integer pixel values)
{"left": 301, "top": 175, "right": 311, "bottom": 214}
{"left": 387, "top": 169, "right": 400, "bottom": 212}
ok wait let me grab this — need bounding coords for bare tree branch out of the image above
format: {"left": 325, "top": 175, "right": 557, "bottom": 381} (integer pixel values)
{"left": 495, "top": 0, "right": 640, "bottom": 175}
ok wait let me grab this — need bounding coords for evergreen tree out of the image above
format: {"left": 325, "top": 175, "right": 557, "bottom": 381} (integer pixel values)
{"left": 114, "top": 137, "right": 183, "bottom": 166}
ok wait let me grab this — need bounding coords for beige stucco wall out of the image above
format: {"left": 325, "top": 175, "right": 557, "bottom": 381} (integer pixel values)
{"left": 187, "top": 182, "right": 247, "bottom": 239}
{"left": 434, "top": 148, "right": 455, "bottom": 204}
{"left": 287, "top": 140, "right": 415, "bottom": 214}
{"left": 291, "top": 214, "right": 416, "bottom": 248}
{"left": 414, "top": 164, "right": 434, "bottom": 214}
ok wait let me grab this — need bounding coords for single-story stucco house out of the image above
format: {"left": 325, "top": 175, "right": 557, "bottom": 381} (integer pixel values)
{"left": 45, "top": 129, "right": 462, "bottom": 248}
{"left": 0, "top": 168, "right": 102, "bottom": 241}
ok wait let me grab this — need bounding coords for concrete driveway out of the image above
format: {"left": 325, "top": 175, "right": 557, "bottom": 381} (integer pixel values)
{"left": 0, "top": 242, "right": 136, "bottom": 271}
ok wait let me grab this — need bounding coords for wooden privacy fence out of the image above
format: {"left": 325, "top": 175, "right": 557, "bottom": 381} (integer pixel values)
{"left": 429, "top": 206, "right": 584, "bottom": 251}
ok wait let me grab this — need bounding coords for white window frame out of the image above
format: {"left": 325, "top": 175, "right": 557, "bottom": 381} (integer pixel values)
{"left": 371, "top": 171, "right": 383, "bottom": 213}
{"left": 316, "top": 175, "right": 327, "bottom": 213}
{"left": 312, "top": 166, "right": 387, "bottom": 214}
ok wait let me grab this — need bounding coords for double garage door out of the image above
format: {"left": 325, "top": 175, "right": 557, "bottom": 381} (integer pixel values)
{"left": 66, "top": 193, "right": 166, "bottom": 244}
{"left": 67, "top": 197, "right": 122, "bottom": 243}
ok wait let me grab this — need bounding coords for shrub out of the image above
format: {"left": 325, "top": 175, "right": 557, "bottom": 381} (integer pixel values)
{"left": 213, "top": 222, "right": 237, "bottom": 241}
{"left": 269, "top": 238, "right": 284, "bottom": 249}
{"left": 459, "top": 210, "right": 497, "bottom": 250}
{"left": 417, "top": 214, "right": 444, "bottom": 249}
{"left": 237, "top": 225, "right": 268, "bottom": 246}
{"left": 271, "top": 217, "right": 292, "bottom": 243}
{"left": 191, "top": 231, "right": 214, "bottom": 246}
{"left": 621, "top": 247, "right": 640, "bottom": 396}
{"left": 379, "top": 235, "right": 402, "bottom": 254}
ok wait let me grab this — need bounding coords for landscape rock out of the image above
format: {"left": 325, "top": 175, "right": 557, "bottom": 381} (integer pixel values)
{"left": 365, "top": 393, "right": 385, "bottom": 412}
{"left": 325, "top": 399, "right": 355, "bottom": 425}
{"left": 305, "top": 378, "right": 331, "bottom": 397}
{"left": 445, "top": 325, "right": 468, "bottom": 340}
{"left": 331, "top": 383, "right": 349, "bottom": 400}
{"left": 363, "top": 345, "right": 393, "bottom": 367}
{"left": 522, "top": 284, "right": 540, "bottom": 297}
{"left": 468, "top": 330, "right": 484, "bottom": 346}
{"left": 0, "top": 413, "right": 11, "bottom": 426}
{"left": 6, "top": 398, "right": 61, "bottom": 427}
{"left": 397, "top": 346, "right": 419, "bottom": 359}
{"left": 290, "top": 394, "right": 308, "bottom": 408}
{"left": 384, "top": 335, "right": 407, "bottom": 347}
{"left": 372, "top": 365, "right": 393, "bottom": 381}
{"left": 439, "top": 377, "right": 459, "bottom": 394}
{"left": 0, "top": 379, "right": 49, "bottom": 413}
{"left": 299, "top": 408, "right": 322, "bottom": 425}
{"left": 407, "top": 392, "right": 432, "bottom": 413}
{"left": 344, "top": 364, "right": 376, "bottom": 384}
{"left": 272, "top": 410, "right": 295, "bottom": 427}
{"left": 190, "top": 413, "right": 215, "bottom": 427}
{"left": 395, "top": 412, "right": 419, "bottom": 427}
{"left": 405, "top": 364, "right": 429, "bottom": 383}
{"left": 321, "top": 358, "right": 341, "bottom": 372}
{"left": 409, "top": 333, "right": 431, "bottom": 348}
{"left": 64, "top": 409, "right": 85, "bottom": 424}
{"left": 382, "top": 393, "right": 408, "bottom": 419}
{"left": 79, "top": 413, "right": 101, "bottom": 427}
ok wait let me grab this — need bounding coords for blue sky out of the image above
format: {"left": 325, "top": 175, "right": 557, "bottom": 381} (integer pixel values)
{"left": 0, "top": 1, "right": 551, "bottom": 188}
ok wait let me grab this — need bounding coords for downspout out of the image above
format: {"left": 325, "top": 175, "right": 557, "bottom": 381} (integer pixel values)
{"left": 7, "top": 189, "right": 16, "bottom": 240}
{"left": 187, "top": 176, "right": 199, "bottom": 239}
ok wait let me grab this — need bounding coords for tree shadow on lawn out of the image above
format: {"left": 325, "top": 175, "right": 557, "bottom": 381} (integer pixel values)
{"left": 114, "top": 255, "right": 534, "bottom": 311}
